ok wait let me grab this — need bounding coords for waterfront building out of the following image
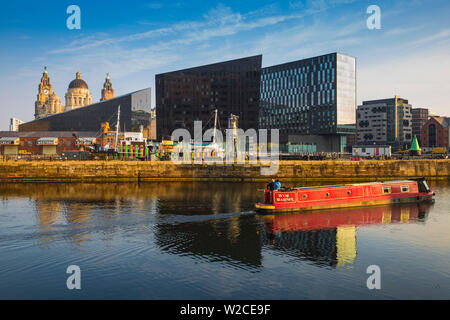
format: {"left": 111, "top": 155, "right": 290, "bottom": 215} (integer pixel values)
{"left": 156, "top": 55, "right": 262, "bottom": 141}
{"left": 259, "top": 53, "right": 356, "bottom": 152}
{"left": 156, "top": 53, "right": 355, "bottom": 152}
{"left": 34, "top": 68, "right": 117, "bottom": 119}
{"left": 9, "top": 118, "right": 24, "bottom": 132}
{"left": 144, "top": 108, "right": 157, "bottom": 140}
{"left": 20, "top": 88, "right": 152, "bottom": 137}
{"left": 420, "top": 116, "right": 450, "bottom": 149}
{"left": 0, "top": 131, "right": 98, "bottom": 156}
{"left": 64, "top": 71, "right": 93, "bottom": 111}
{"left": 412, "top": 108, "right": 429, "bottom": 145}
{"left": 356, "top": 96, "right": 412, "bottom": 149}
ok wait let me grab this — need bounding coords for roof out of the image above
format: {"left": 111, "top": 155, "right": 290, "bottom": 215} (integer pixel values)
{"left": 410, "top": 136, "right": 421, "bottom": 151}
{"left": 353, "top": 145, "right": 391, "bottom": 148}
{"left": 37, "top": 137, "right": 58, "bottom": 145}
{"left": 156, "top": 55, "right": 262, "bottom": 76}
{"left": 262, "top": 52, "right": 350, "bottom": 71}
{"left": 79, "top": 137, "right": 97, "bottom": 144}
{"left": 23, "top": 87, "right": 150, "bottom": 122}
{"left": 0, "top": 137, "right": 19, "bottom": 144}
{"left": 68, "top": 78, "right": 88, "bottom": 89}
{"left": 297, "top": 180, "right": 416, "bottom": 191}
{"left": 431, "top": 116, "right": 450, "bottom": 128}
{"left": 445, "top": 118, "right": 450, "bottom": 127}
{"left": 0, "top": 131, "right": 99, "bottom": 138}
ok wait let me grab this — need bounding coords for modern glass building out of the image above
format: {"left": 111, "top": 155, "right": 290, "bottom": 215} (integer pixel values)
{"left": 156, "top": 56, "right": 262, "bottom": 141}
{"left": 259, "top": 53, "right": 356, "bottom": 152}
{"left": 19, "top": 88, "right": 152, "bottom": 134}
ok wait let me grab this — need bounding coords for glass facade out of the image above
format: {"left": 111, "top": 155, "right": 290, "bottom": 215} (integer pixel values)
{"left": 336, "top": 53, "right": 357, "bottom": 126}
{"left": 280, "top": 142, "right": 317, "bottom": 153}
{"left": 156, "top": 56, "right": 262, "bottom": 141}
{"left": 259, "top": 53, "right": 356, "bottom": 143}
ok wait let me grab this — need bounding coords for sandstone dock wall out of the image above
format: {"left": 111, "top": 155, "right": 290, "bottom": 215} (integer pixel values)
{"left": 0, "top": 160, "right": 449, "bottom": 182}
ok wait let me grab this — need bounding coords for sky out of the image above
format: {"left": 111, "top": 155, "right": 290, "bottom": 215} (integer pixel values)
{"left": 0, "top": 0, "right": 449, "bottom": 130}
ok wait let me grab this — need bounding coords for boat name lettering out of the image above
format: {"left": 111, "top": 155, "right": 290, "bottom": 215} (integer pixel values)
{"left": 276, "top": 193, "right": 295, "bottom": 202}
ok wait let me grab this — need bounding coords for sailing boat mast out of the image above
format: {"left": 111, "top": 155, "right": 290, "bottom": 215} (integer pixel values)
{"left": 212, "top": 109, "right": 218, "bottom": 144}
{"left": 115, "top": 105, "right": 120, "bottom": 151}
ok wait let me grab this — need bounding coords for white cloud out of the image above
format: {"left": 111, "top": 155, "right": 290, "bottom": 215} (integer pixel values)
{"left": 143, "top": 3, "right": 164, "bottom": 10}
{"left": 1, "top": 0, "right": 449, "bottom": 130}
{"left": 411, "top": 29, "right": 450, "bottom": 46}
{"left": 384, "top": 26, "right": 424, "bottom": 36}
{"left": 358, "top": 45, "right": 450, "bottom": 116}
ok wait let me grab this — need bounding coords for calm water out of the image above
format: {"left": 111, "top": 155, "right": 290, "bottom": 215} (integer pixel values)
{"left": 0, "top": 181, "right": 449, "bottom": 300}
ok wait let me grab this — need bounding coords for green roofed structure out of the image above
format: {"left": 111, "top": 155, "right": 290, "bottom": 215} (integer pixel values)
{"left": 410, "top": 135, "right": 421, "bottom": 156}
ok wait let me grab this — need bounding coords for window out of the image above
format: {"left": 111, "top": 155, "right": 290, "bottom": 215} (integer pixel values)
{"left": 383, "top": 186, "right": 391, "bottom": 194}
{"left": 325, "top": 192, "right": 330, "bottom": 197}
{"left": 428, "top": 124, "right": 437, "bottom": 147}
{"left": 302, "top": 194, "right": 307, "bottom": 199}
{"left": 401, "top": 185, "right": 410, "bottom": 193}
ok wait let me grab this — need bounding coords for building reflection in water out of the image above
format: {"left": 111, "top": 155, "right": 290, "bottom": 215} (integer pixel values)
{"left": 154, "top": 214, "right": 263, "bottom": 269}
{"left": 34, "top": 200, "right": 63, "bottom": 246}
{"left": 0, "top": 182, "right": 259, "bottom": 249}
{"left": 260, "top": 203, "right": 432, "bottom": 268}
{"left": 0, "top": 182, "right": 433, "bottom": 270}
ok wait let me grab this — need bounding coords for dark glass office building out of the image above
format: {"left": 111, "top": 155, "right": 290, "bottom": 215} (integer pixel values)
{"left": 259, "top": 53, "right": 356, "bottom": 151}
{"left": 156, "top": 55, "right": 262, "bottom": 141}
{"left": 19, "top": 89, "right": 152, "bottom": 133}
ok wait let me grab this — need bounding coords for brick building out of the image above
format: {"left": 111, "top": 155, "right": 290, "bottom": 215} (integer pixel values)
{"left": 0, "top": 131, "right": 98, "bottom": 156}
{"left": 412, "top": 108, "right": 429, "bottom": 145}
{"left": 420, "top": 117, "right": 450, "bottom": 149}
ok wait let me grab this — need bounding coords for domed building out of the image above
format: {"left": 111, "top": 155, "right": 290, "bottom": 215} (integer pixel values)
{"left": 65, "top": 71, "right": 93, "bottom": 111}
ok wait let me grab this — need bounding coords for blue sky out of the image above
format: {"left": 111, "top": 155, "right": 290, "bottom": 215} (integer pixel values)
{"left": 0, "top": 0, "right": 449, "bottom": 130}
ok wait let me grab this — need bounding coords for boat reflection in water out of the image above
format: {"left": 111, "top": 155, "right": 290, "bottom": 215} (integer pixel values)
{"left": 0, "top": 182, "right": 434, "bottom": 271}
{"left": 259, "top": 203, "right": 432, "bottom": 268}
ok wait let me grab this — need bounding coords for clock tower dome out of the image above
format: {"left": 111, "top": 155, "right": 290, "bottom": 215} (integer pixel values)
{"left": 100, "top": 73, "right": 114, "bottom": 101}
{"left": 36, "top": 67, "right": 53, "bottom": 105}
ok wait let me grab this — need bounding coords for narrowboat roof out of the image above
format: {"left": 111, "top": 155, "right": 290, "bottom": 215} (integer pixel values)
{"left": 294, "top": 180, "right": 416, "bottom": 191}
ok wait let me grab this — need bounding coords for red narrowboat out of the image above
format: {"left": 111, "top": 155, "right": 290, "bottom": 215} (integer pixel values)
{"left": 255, "top": 178, "right": 435, "bottom": 214}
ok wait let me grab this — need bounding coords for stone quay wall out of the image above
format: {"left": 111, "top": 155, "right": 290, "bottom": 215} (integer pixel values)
{"left": 0, "top": 160, "right": 449, "bottom": 182}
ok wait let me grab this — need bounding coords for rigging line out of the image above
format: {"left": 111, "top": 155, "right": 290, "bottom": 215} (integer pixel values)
{"left": 201, "top": 112, "right": 215, "bottom": 132}
{"left": 217, "top": 113, "right": 222, "bottom": 132}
